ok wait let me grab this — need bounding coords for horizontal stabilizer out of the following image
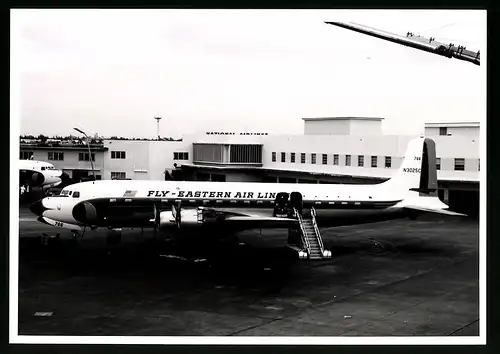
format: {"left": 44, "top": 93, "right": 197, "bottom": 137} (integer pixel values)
{"left": 404, "top": 205, "right": 467, "bottom": 217}
{"left": 409, "top": 188, "right": 438, "bottom": 194}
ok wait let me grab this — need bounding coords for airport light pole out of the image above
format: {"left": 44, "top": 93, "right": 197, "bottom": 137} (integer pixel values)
{"left": 154, "top": 116, "right": 161, "bottom": 140}
{"left": 74, "top": 128, "right": 96, "bottom": 181}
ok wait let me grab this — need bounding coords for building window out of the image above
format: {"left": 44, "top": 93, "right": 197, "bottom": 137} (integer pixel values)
{"left": 478, "top": 158, "right": 480, "bottom": 171}
{"left": 111, "top": 151, "right": 126, "bottom": 159}
{"left": 48, "top": 152, "right": 64, "bottom": 161}
{"left": 345, "top": 155, "right": 351, "bottom": 166}
{"left": 439, "top": 127, "right": 448, "bottom": 136}
{"left": 454, "top": 158, "right": 465, "bottom": 171}
{"left": 301, "top": 153, "right": 306, "bottom": 164}
{"left": 281, "top": 152, "right": 286, "bottom": 163}
{"left": 229, "top": 145, "right": 262, "bottom": 163}
{"left": 78, "top": 152, "right": 95, "bottom": 161}
{"left": 111, "top": 172, "right": 126, "bottom": 180}
{"left": 193, "top": 144, "right": 224, "bottom": 163}
{"left": 371, "top": 156, "right": 377, "bottom": 168}
{"left": 20, "top": 151, "right": 33, "bottom": 160}
{"left": 358, "top": 155, "right": 364, "bottom": 167}
{"left": 290, "top": 153, "right": 295, "bottom": 163}
{"left": 173, "top": 152, "right": 189, "bottom": 160}
{"left": 322, "top": 154, "right": 327, "bottom": 165}
{"left": 436, "top": 158, "right": 441, "bottom": 170}
{"left": 272, "top": 152, "right": 276, "bottom": 162}
{"left": 333, "top": 154, "right": 339, "bottom": 165}
{"left": 385, "top": 156, "right": 391, "bottom": 168}
{"left": 311, "top": 153, "right": 316, "bottom": 164}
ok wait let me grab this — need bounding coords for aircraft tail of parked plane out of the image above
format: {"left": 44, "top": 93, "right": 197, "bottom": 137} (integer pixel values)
{"left": 380, "top": 137, "right": 463, "bottom": 216}
{"left": 29, "top": 137, "right": 466, "bottom": 260}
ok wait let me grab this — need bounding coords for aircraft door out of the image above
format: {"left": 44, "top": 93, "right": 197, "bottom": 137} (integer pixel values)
{"left": 274, "top": 192, "right": 289, "bottom": 218}
{"left": 290, "top": 192, "right": 303, "bottom": 215}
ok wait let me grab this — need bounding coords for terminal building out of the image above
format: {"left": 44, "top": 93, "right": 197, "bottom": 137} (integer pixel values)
{"left": 20, "top": 117, "right": 480, "bottom": 216}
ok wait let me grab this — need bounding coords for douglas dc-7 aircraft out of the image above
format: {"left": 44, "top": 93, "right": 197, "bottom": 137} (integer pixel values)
{"left": 30, "top": 137, "right": 464, "bottom": 260}
{"left": 19, "top": 159, "right": 65, "bottom": 189}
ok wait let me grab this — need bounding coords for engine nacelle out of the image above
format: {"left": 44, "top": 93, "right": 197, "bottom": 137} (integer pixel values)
{"left": 72, "top": 201, "right": 98, "bottom": 224}
{"left": 32, "top": 172, "right": 45, "bottom": 185}
{"left": 157, "top": 208, "right": 203, "bottom": 229}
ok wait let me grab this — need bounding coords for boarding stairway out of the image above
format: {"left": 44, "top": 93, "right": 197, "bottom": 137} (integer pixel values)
{"left": 294, "top": 207, "right": 332, "bottom": 260}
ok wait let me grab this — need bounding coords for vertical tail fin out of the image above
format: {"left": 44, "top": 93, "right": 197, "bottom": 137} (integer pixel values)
{"left": 383, "top": 137, "right": 466, "bottom": 216}
{"left": 382, "top": 137, "right": 438, "bottom": 196}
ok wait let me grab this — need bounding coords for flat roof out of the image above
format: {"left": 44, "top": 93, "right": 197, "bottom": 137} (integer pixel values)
{"left": 302, "top": 117, "right": 384, "bottom": 122}
{"left": 425, "top": 122, "right": 480, "bottom": 128}
{"left": 181, "top": 163, "right": 479, "bottom": 184}
{"left": 20, "top": 144, "right": 108, "bottom": 152}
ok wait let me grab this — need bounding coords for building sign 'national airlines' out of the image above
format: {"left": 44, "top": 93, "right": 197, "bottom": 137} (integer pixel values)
{"left": 146, "top": 190, "right": 278, "bottom": 199}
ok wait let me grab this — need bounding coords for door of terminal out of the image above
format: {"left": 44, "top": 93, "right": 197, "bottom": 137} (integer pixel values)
{"left": 72, "top": 169, "right": 89, "bottom": 183}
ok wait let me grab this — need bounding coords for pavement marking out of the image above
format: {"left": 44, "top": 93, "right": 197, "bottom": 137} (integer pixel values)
{"left": 447, "top": 318, "right": 479, "bottom": 336}
{"left": 19, "top": 218, "right": 39, "bottom": 222}
{"left": 33, "top": 312, "right": 53, "bottom": 317}
{"left": 264, "top": 306, "right": 284, "bottom": 311}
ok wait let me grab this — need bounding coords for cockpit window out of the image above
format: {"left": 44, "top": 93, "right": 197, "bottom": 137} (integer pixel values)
{"left": 60, "top": 190, "right": 69, "bottom": 196}
{"left": 73, "top": 191, "right": 80, "bottom": 198}
{"left": 68, "top": 191, "right": 73, "bottom": 196}
{"left": 41, "top": 167, "right": 46, "bottom": 170}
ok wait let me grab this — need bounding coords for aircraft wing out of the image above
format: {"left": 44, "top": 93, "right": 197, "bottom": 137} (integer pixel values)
{"left": 325, "top": 21, "right": 480, "bottom": 66}
{"left": 201, "top": 207, "right": 297, "bottom": 229}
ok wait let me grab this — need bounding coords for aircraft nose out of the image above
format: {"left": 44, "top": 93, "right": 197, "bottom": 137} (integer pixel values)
{"left": 29, "top": 199, "right": 48, "bottom": 216}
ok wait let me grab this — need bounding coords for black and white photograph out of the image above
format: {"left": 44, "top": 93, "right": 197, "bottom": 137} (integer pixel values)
{"left": 10, "top": 9, "right": 485, "bottom": 345}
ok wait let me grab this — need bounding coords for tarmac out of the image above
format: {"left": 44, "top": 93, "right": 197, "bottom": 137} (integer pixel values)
{"left": 16, "top": 207, "right": 479, "bottom": 337}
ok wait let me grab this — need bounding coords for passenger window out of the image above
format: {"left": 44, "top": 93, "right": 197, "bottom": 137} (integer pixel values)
{"left": 73, "top": 191, "right": 80, "bottom": 198}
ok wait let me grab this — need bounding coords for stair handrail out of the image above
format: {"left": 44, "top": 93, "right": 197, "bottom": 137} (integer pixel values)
{"left": 310, "top": 207, "right": 325, "bottom": 253}
{"left": 294, "top": 208, "right": 311, "bottom": 252}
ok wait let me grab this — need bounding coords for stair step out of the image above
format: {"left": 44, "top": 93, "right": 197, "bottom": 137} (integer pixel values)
{"left": 309, "top": 256, "right": 323, "bottom": 260}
